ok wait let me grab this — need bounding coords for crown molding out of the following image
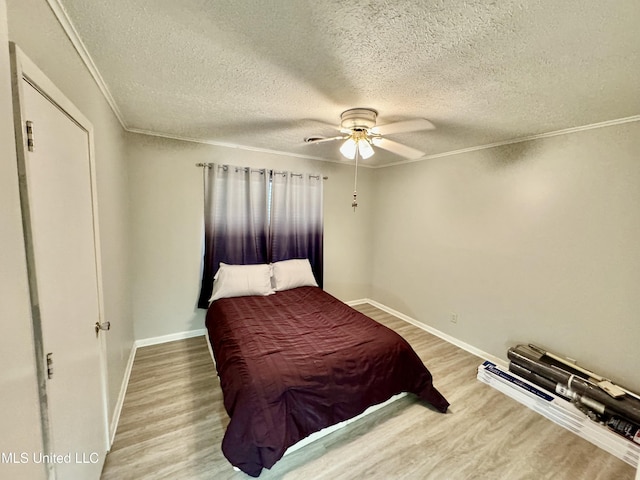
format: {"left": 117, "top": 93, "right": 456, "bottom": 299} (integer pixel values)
{"left": 375, "top": 114, "right": 640, "bottom": 168}
{"left": 46, "top": 0, "right": 127, "bottom": 128}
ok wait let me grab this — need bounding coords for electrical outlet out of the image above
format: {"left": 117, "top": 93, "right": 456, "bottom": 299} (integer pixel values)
{"left": 450, "top": 313, "right": 458, "bottom": 324}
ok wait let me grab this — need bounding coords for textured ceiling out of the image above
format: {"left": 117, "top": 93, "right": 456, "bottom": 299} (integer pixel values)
{"left": 56, "top": 0, "right": 639, "bottom": 166}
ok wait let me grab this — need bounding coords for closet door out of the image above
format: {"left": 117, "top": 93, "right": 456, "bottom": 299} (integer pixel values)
{"left": 11, "top": 45, "right": 108, "bottom": 479}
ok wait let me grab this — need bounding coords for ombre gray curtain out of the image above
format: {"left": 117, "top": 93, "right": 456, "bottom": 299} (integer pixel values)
{"left": 197, "top": 165, "right": 270, "bottom": 308}
{"left": 269, "top": 171, "right": 324, "bottom": 287}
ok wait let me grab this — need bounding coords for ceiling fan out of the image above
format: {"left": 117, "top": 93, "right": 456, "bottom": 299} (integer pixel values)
{"left": 304, "top": 108, "right": 435, "bottom": 160}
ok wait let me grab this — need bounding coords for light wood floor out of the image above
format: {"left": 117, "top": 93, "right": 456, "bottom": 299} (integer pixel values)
{"left": 101, "top": 304, "right": 635, "bottom": 479}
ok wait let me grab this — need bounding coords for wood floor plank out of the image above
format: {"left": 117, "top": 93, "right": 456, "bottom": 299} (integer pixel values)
{"left": 101, "top": 306, "right": 635, "bottom": 479}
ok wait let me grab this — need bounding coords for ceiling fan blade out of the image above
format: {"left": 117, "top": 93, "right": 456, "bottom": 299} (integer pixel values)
{"left": 304, "top": 135, "right": 346, "bottom": 144}
{"left": 372, "top": 137, "right": 426, "bottom": 160}
{"left": 371, "top": 118, "right": 435, "bottom": 136}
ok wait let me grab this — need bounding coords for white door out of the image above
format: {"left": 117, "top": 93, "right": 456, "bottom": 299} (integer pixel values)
{"left": 12, "top": 46, "right": 108, "bottom": 479}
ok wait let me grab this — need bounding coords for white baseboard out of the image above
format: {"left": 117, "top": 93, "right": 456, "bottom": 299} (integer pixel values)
{"left": 345, "top": 298, "right": 368, "bottom": 307}
{"left": 134, "top": 328, "right": 207, "bottom": 348}
{"left": 350, "top": 298, "right": 507, "bottom": 369}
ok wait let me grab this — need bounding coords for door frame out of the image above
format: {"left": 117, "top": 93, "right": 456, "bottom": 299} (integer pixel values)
{"left": 9, "top": 42, "right": 110, "bottom": 476}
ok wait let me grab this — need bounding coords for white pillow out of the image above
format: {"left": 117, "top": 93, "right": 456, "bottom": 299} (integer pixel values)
{"left": 209, "top": 263, "right": 274, "bottom": 302}
{"left": 271, "top": 259, "right": 318, "bottom": 291}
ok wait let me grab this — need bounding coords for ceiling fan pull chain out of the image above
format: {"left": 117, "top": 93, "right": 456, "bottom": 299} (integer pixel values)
{"left": 352, "top": 148, "right": 359, "bottom": 211}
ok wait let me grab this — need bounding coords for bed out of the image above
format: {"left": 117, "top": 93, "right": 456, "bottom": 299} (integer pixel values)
{"left": 205, "top": 263, "right": 449, "bottom": 477}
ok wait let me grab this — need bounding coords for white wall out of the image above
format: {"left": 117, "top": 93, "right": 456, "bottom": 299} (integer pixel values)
{"left": 0, "top": 1, "right": 46, "bottom": 478}
{"left": 371, "top": 121, "right": 640, "bottom": 393}
{"left": 127, "top": 132, "right": 374, "bottom": 340}
{"left": 7, "top": 0, "right": 134, "bottom": 432}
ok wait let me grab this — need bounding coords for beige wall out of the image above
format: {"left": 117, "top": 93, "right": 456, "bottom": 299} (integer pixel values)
{"left": 127, "top": 132, "right": 374, "bottom": 340}
{"left": 5, "top": 5, "right": 639, "bottom": 471}
{"left": 371, "top": 121, "right": 640, "bottom": 393}
{"left": 0, "top": 1, "right": 46, "bottom": 478}
{"left": 7, "top": 0, "right": 134, "bottom": 433}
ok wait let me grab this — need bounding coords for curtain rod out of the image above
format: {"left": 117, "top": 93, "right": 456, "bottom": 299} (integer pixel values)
{"left": 195, "top": 163, "right": 327, "bottom": 179}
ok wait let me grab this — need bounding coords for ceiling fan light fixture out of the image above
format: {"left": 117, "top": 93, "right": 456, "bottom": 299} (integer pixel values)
{"left": 306, "top": 108, "right": 434, "bottom": 161}
{"left": 339, "top": 137, "right": 357, "bottom": 159}
{"left": 340, "top": 108, "right": 378, "bottom": 130}
{"left": 305, "top": 108, "right": 435, "bottom": 210}
{"left": 358, "top": 138, "right": 375, "bottom": 159}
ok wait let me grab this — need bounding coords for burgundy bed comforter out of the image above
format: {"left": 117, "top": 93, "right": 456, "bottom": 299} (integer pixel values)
{"left": 205, "top": 286, "right": 449, "bottom": 477}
